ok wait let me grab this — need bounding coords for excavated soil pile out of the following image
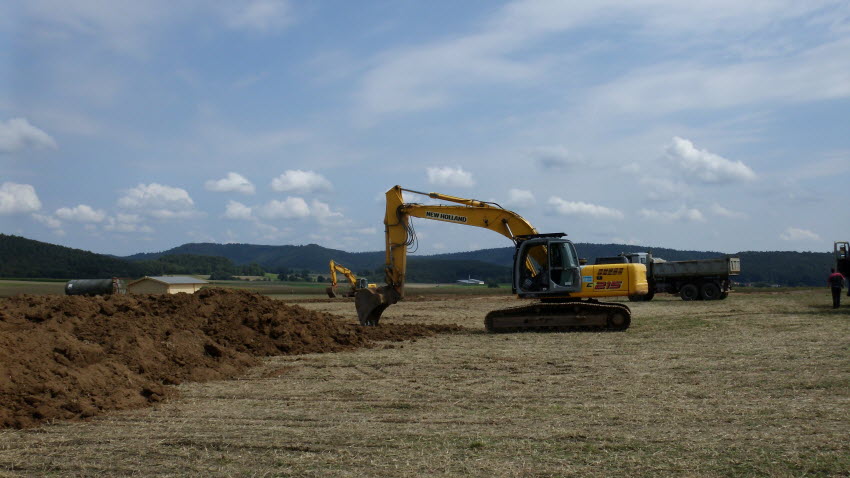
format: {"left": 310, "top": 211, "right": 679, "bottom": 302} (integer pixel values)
{"left": 0, "top": 288, "right": 460, "bottom": 429}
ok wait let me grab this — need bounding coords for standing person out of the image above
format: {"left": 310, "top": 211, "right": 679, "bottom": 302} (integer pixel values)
{"left": 828, "top": 268, "right": 845, "bottom": 308}
{"left": 841, "top": 245, "right": 850, "bottom": 297}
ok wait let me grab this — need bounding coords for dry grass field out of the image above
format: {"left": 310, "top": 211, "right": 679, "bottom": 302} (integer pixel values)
{"left": 1, "top": 289, "right": 848, "bottom": 477}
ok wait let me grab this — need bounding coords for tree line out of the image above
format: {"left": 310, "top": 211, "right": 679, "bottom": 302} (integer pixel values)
{"left": 0, "top": 234, "right": 264, "bottom": 279}
{"left": 1, "top": 234, "right": 839, "bottom": 286}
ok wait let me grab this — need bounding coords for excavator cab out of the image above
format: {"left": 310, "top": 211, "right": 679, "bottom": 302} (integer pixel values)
{"left": 514, "top": 235, "right": 582, "bottom": 298}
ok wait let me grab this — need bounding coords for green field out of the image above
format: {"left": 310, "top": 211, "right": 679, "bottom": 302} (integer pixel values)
{"left": 0, "top": 280, "right": 67, "bottom": 297}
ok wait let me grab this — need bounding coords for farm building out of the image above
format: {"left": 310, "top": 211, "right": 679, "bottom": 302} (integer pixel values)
{"left": 127, "top": 276, "right": 208, "bottom": 295}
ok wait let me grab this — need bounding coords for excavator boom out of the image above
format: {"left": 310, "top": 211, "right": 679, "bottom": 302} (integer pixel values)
{"left": 326, "top": 260, "right": 363, "bottom": 298}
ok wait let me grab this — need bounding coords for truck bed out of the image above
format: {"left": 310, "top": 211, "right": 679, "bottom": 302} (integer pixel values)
{"left": 652, "top": 257, "right": 740, "bottom": 278}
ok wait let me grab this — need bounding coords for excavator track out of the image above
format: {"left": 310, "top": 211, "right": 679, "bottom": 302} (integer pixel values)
{"left": 484, "top": 301, "right": 631, "bottom": 333}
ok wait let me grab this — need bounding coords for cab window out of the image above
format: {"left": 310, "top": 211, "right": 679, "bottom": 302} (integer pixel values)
{"left": 549, "top": 242, "right": 577, "bottom": 287}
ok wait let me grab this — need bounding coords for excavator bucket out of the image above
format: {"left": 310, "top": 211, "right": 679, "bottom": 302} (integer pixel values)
{"left": 354, "top": 286, "right": 400, "bottom": 326}
{"left": 326, "top": 286, "right": 338, "bottom": 298}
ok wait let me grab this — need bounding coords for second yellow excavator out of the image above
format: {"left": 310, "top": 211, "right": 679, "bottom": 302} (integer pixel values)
{"left": 326, "top": 260, "right": 376, "bottom": 298}
{"left": 355, "top": 186, "right": 649, "bottom": 332}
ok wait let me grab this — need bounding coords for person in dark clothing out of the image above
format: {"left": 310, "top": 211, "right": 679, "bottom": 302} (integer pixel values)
{"left": 828, "top": 268, "right": 845, "bottom": 308}
{"left": 841, "top": 245, "right": 850, "bottom": 297}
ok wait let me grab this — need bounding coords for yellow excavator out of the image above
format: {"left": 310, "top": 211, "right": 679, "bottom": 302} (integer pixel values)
{"left": 326, "top": 260, "right": 376, "bottom": 298}
{"left": 355, "top": 186, "right": 649, "bottom": 332}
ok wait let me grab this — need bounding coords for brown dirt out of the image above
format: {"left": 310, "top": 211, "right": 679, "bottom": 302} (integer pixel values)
{"left": 0, "top": 288, "right": 462, "bottom": 429}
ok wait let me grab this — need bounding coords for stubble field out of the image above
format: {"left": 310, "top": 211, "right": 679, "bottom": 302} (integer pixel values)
{"left": 1, "top": 289, "right": 848, "bottom": 477}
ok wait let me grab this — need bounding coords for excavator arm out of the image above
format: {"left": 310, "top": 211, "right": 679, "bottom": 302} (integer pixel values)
{"left": 355, "top": 185, "right": 648, "bottom": 330}
{"left": 380, "top": 186, "right": 544, "bottom": 294}
{"left": 326, "top": 260, "right": 360, "bottom": 298}
{"left": 356, "top": 186, "right": 551, "bottom": 325}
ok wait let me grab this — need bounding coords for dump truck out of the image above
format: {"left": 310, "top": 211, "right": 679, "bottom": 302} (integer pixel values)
{"left": 595, "top": 252, "right": 740, "bottom": 301}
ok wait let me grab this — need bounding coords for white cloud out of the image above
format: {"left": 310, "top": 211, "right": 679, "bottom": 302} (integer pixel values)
{"left": 639, "top": 176, "right": 692, "bottom": 201}
{"left": 311, "top": 200, "right": 345, "bottom": 225}
{"left": 505, "top": 188, "right": 535, "bottom": 208}
{"left": 427, "top": 166, "right": 475, "bottom": 188}
{"left": 31, "top": 213, "right": 62, "bottom": 229}
{"left": 258, "top": 197, "right": 311, "bottom": 219}
{"left": 205, "top": 172, "right": 255, "bottom": 194}
{"left": 548, "top": 197, "right": 624, "bottom": 219}
{"left": 220, "top": 0, "right": 293, "bottom": 33}
{"left": 103, "top": 213, "right": 153, "bottom": 233}
{"left": 531, "top": 146, "right": 583, "bottom": 170}
{"left": 0, "top": 118, "right": 57, "bottom": 153}
{"left": 0, "top": 182, "right": 42, "bottom": 214}
{"left": 55, "top": 204, "right": 106, "bottom": 223}
{"left": 709, "top": 203, "right": 748, "bottom": 219}
{"left": 355, "top": 227, "right": 378, "bottom": 235}
{"left": 254, "top": 222, "right": 281, "bottom": 237}
{"left": 587, "top": 37, "right": 850, "bottom": 117}
{"left": 192, "top": 109, "right": 309, "bottom": 157}
{"left": 20, "top": 0, "right": 176, "bottom": 56}
{"left": 223, "top": 200, "right": 253, "bottom": 220}
{"left": 228, "top": 197, "right": 344, "bottom": 224}
{"left": 107, "top": 222, "right": 153, "bottom": 234}
{"left": 639, "top": 207, "right": 706, "bottom": 223}
{"left": 780, "top": 227, "right": 820, "bottom": 241}
{"left": 270, "top": 170, "right": 332, "bottom": 193}
{"left": 118, "top": 183, "right": 196, "bottom": 219}
{"left": 665, "top": 137, "right": 756, "bottom": 184}
{"left": 356, "top": 32, "right": 540, "bottom": 120}
{"left": 354, "top": 1, "right": 841, "bottom": 121}
{"left": 116, "top": 213, "right": 142, "bottom": 224}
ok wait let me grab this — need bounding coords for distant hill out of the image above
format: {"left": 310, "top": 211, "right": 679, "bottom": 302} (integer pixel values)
{"left": 0, "top": 234, "right": 145, "bottom": 278}
{"left": 0, "top": 234, "right": 837, "bottom": 286}
{"left": 126, "top": 243, "right": 384, "bottom": 273}
{"left": 0, "top": 235, "right": 263, "bottom": 279}
{"left": 124, "top": 242, "right": 505, "bottom": 283}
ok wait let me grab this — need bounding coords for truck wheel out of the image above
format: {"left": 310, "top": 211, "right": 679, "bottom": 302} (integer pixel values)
{"left": 628, "top": 295, "right": 642, "bottom": 302}
{"left": 680, "top": 283, "right": 699, "bottom": 301}
{"left": 643, "top": 290, "right": 655, "bottom": 302}
{"left": 700, "top": 282, "right": 721, "bottom": 300}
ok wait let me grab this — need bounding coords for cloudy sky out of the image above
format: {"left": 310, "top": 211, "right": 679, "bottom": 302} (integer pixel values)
{"left": 1, "top": 0, "right": 849, "bottom": 257}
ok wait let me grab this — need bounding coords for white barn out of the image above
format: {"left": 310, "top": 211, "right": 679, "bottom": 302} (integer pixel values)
{"left": 127, "top": 276, "right": 208, "bottom": 295}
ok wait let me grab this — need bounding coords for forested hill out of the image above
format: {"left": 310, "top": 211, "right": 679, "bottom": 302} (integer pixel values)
{"left": 125, "top": 242, "right": 383, "bottom": 273}
{"left": 0, "top": 234, "right": 838, "bottom": 286}
{"left": 0, "top": 235, "right": 263, "bottom": 279}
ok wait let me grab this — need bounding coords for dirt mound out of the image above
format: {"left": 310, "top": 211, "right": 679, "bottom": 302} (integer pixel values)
{"left": 0, "top": 288, "right": 460, "bottom": 429}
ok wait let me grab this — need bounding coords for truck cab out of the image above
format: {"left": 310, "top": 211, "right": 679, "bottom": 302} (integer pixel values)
{"left": 595, "top": 252, "right": 652, "bottom": 265}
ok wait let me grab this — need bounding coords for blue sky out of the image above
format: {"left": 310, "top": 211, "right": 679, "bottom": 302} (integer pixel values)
{"left": 1, "top": 0, "right": 849, "bottom": 257}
